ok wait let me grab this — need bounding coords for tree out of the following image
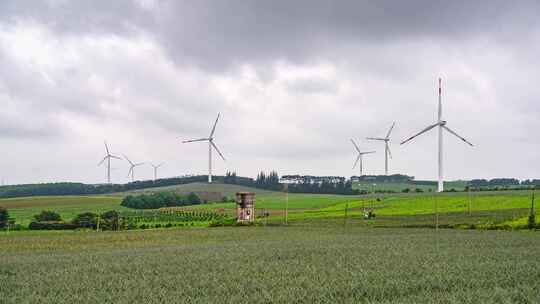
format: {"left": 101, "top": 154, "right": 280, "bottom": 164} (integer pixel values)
{"left": 34, "top": 210, "right": 62, "bottom": 222}
{"left": 187, "top": 192, "right": 201, "bottom": 204}
{"left": 100, "top": 210, "right": 120, "bottom": 231}
{"left": 0, "top": 206, "right": 9, "bottom": 228}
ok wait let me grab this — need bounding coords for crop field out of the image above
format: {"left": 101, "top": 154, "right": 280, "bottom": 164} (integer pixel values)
{"left": 1, "top": 226, "right": 539, "bottom": 303}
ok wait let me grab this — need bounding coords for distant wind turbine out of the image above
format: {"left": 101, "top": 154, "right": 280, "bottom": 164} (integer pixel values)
{"left": 124, "top": 155, "right": 144, "bottom": 182}
{"left": 350, "top": 139, "right": 375, "bottom": 176}
{"left": 400, "top": 78, "right": 474, "bottom": 192}
{"left": 98, "top": 141, "right": 122, "bottom": 184}
{"left": 150, "top": 162, "right": 164, "bottom": 182}
{"left": 182, "top": 113, "right": 226, "bottom": 183}
{"left": 367, "top": 122, "right": 395, "bottom": 176}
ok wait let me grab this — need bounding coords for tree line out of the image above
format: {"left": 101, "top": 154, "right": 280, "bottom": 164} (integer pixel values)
{"left": 470, "top": 178, "right": 540, "bottom": 188}
{"left": 121, "top": 192, "right": 201, "bottom": 209}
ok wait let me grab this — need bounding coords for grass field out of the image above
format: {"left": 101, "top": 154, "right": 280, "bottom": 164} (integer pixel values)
{"left": 1, "top": 226, "right": 539, "bottom": 303}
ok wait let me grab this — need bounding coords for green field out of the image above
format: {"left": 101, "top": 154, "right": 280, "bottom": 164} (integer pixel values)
{"left": 0, "top": 183, "right": 536, "bottom": 230}
{"left": 1, "top": 226, "right": 539, "bottom": 303}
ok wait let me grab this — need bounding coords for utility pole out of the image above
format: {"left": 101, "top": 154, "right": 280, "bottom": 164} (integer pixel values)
{"left": 343, "top": 202, "right": 349, "bottom": 230}
{"left": 284, "top": 183, "right": 289, "bottom": 225}
{"left": 468, "top": 183, "right": 472, "bottom": 217}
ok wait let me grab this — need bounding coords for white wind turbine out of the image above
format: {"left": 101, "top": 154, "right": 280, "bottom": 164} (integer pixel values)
{"left": 98, "top": 141, "right": 122, "bottom": 184}
{"left": 366, "top": 122, "right": 395, "bottom": 176}
{"left": 400, "top": 78, "right": 474, "bottom": 192}
{"left": 123, "top": 155, "right": 144, "bottom": 182}
{"left": 150, "top": 162, "right": 164, "bottom": 182}
{"left": 350, "top": 139, "right": 376, "bottom": 176}
{"left": 182, "top": 113, "right": 226, "bottom": 183}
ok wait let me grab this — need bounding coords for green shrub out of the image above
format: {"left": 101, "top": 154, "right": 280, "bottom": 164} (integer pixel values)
{"left": 0, "top": 206, "right": 9, "bottom": 228}
{"left": 29, "top": 221, "right": 77, "bottom": 230}
{"left": 209, "top": 217, "right": 236, "bottom": 227}
{"left": 34, "top": 210, "right": 62, "bottom": 222}
{"left": 527, "top": 213, "right": 536, "bottom": 230}
{"left": 72, "top": 212, "right": 97, "bottom": 229}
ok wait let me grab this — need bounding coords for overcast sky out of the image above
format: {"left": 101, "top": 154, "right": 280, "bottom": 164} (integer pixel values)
{"left": 0, "top": 0, "right": 539, "bottom": 185}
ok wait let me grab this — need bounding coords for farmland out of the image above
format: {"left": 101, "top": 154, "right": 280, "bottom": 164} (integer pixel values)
{"left": 0, "top": 196, "right": 125, "bottom": 226}
{"left": 0, "top": 183, "right": 537, "bottom": 230}
{"left": 0, "top": 183, "right": 538, "bottom": 303}
{"left": 1, "top": 226, "right": 539, "bottom": 303}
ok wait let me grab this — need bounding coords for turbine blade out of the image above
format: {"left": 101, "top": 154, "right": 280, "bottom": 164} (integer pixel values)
{"left": 366, "top": 137, "right": 386, "bottom": 141}
{"left": 209, "top": 113, "right": 220, "bottom": 138}
{"left": 182, "top": 138, "right": 209, "bottom": 143}
{"left": 386, "top": 122, "right": 396, "bottom": 139}
{"left": 211, "top": 141, "right": 226, "bottom": 161}
{"left": 127, "top": 167, "right": 133, "bottom": 178}
{"left": 123, "top": 155, "right": 133, "bottom": 165}
{"left": 158, "top": 162, "right": 164, "bottom": 168}
{"left": 400, "top": 122, "right": 439, "bottom": 145}
{"left": 97, "top": 156, "right": 107, "bottom": 166}
{"left": 442, "top": 125, "right": 474, "bottom": 147}
{"left": 350, "top": 139, "right": 361, "bottom": 153}
{"left": 104, "top": 141, "right": 110, "bottom": 154}
{"left": 360, "top": 151, "right": 376, "bottom": 155}
{"left": 134, "top": 162, "right": 145, "bottom": 167}
{"left": 352, "top": 154, "right": 361, "bottom": 169}
{"left": 110, "top": 155, "right": 122, "bottom": 160}
{"left": 387, "top": 143, "right": 393, "bottom": 159}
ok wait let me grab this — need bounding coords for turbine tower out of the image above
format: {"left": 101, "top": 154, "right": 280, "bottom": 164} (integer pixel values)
{"left": 124, "top": 155, "right": 144, "bottom": 182}
{"left": 400, "top": 78, "right": 473, "bottom": 192}
{"left": 150, "top": 163, "right": 164, "bottom": 182}
{"left": 350, "top": 139, "right": 375, "bottom": 176}
{"left": 182, "top": 113, "right": 226, "bottom": 183}
{"left": 367, "top": 122, "right": 395, "bottom": 176}
{"left": 98, "top": 141, "right": 121, "bottom": 184}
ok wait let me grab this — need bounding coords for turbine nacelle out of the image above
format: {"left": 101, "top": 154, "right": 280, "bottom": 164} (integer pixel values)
{"left": 366, "top": 121, "right": 395, "bottom": 175}
{"left": 182, "top": 113, "right": 226, "bottom": 183}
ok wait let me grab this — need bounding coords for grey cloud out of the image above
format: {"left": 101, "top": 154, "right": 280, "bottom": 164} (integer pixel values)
{"left": 3, "top": 1, "right": 540, "bottom": 70}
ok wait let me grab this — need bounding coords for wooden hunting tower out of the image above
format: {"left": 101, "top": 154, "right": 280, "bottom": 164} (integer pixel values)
{"left": 236, "top": 192, "right": 255, "bottom": 223}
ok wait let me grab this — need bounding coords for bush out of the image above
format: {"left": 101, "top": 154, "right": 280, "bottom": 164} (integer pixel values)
{"left": 0, "top": 206, "right": 9, "bottom": 228}
{"left": 209, "top": 217, "right": 236, "bottom": 227}
{"left": 402, "top": 188, "right": 411, "bottom": 193}
{"left": 72, "top": 212, "right": 98, "bottom": 229}
{"left": 29, "top": 221, "right": 77, "bottom": 230}
{"left": 34, "top": 210, "right": 62, "bottom": 222}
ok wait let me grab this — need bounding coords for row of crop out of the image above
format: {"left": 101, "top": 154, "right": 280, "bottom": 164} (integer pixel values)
{"left": 121, "top": 211, "right": 226, "bottom": 223}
